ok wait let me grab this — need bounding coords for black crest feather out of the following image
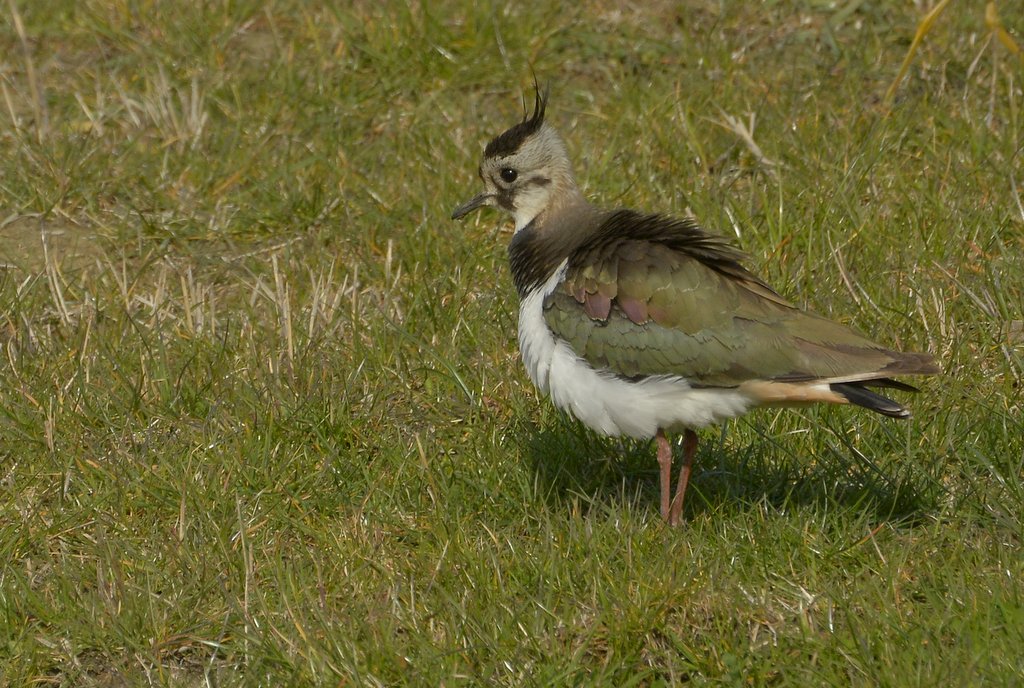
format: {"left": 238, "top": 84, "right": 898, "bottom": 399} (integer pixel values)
{"left": 484, "top": 81, "right": 548, "bottom": 159}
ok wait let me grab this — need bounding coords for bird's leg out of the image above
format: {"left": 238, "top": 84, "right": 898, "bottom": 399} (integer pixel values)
{"left": 655, "top": 429, "right": 672, "bottom": 523}
{"left": 668, "top": 429, "right": 698, "bottom": 526}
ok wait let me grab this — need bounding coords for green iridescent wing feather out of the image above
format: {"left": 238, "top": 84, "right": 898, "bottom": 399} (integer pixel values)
{"left": 542, "top": 211, "right": 928, "bottom": 387}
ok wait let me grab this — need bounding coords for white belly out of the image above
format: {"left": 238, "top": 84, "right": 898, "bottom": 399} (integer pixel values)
{"left": 518, "top": 262, "right": 754, "bottom": 439}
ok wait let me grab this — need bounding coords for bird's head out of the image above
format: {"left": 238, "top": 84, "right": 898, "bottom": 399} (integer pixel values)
{"left": 452, "top": 87, "right": 581, "bottom": 232}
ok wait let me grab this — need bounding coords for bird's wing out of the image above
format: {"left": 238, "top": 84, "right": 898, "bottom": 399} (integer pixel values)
{"left": 543, "top": 212, "right": 933, "bottom": 387}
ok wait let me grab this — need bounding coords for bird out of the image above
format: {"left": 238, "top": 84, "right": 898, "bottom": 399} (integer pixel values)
{"left": 451, "top": 88, "right": 939, "bottom": 526}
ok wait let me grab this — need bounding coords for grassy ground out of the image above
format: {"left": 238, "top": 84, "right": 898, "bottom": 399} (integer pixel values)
{"left": 1, "top": 1, "right": 1022, "bottom": 685}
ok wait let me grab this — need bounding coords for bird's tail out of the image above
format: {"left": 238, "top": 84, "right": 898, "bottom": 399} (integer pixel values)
{"left": 830, "top": 379, "right": 919, "bottom": 418}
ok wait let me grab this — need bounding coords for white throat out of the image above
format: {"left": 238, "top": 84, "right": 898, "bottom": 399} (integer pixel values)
{"left": 513, "top": 211, "right": 537, "bottom": 233}
{"left": 512, "top": 189, "right": 550, "bottom": 232}
{"left": 512, "top": 183, "right": 588, "bottom": 233}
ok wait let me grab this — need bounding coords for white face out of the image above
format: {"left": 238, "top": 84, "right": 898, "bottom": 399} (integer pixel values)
{"left": 452, "top": 123, "right": 574, "bottom": 232}
{"left": 478, "top": 146, "right": 557, "bottom": 232}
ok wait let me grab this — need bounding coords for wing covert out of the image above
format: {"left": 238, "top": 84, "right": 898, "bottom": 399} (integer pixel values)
{"left": 544, "top": 234, "right": 906, "bottom": 387}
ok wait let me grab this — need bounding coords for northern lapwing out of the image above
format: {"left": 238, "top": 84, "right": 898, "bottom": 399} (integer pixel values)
{"left": 452, "top": 89, "right": 939, "bottom": 525}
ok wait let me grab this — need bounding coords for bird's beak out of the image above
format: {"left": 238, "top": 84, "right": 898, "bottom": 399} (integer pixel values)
{"left": 451, "top": 192, "right": 494, "bottom": 220}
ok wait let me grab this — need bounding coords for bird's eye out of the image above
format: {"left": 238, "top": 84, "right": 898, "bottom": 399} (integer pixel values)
{"left": 499, "top": 168, "right": 518, "bottom": 183}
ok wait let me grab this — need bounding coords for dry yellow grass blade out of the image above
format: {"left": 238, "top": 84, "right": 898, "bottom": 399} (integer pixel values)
{"left": 985, "top": 2, "right": 1021, "bottom": 56}
{"left": 886, "top": 1, "right": 1022, "bottom": 110}
{"left": 884, "top": 0, "right": 953, "bottom": 108}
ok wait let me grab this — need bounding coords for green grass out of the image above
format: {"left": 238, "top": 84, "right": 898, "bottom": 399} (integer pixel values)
{"left": 1, "top": 1, "right": 1022, "bottom": 685}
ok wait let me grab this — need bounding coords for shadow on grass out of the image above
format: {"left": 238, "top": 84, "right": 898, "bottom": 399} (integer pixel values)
{"left": 519, "top": 416, "right": 941, "bottom": 525}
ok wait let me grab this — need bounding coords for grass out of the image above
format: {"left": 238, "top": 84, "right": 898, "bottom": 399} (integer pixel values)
{"left": 1, "top": 0, "right": 1022, "bottom": 685}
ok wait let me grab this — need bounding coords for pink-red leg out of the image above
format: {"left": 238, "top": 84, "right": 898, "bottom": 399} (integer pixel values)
{"left": 655, "top": 429, "right": 672, "bottom": 523}
{"left": 668, "top": 429, "right": 698, "bottom": 526}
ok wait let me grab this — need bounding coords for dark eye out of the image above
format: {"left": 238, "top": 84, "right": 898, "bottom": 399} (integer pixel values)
{"left": 499, "top": 167, "right": 518, "bottom": 183}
